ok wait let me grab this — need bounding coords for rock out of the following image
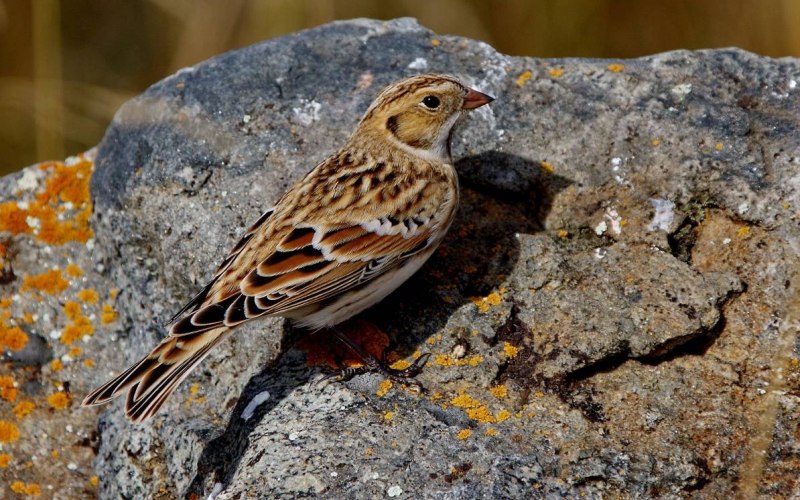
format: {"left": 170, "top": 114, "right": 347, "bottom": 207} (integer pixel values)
{"left": 0, "top": 17, "right": 798, "bottom": 499}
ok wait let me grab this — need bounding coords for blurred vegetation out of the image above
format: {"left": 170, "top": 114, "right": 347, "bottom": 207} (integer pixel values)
{"left": 2, "top": 0, "right": 799, "bottom": 174}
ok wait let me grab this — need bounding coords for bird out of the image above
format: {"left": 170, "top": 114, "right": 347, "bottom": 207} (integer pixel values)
{"left": 82, "top": 74, "right": 494, "bottom": 422}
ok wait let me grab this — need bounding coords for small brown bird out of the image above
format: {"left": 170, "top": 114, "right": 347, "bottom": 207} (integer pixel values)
{"left": 82, "top": 74, "right": 494, "bottom": 421}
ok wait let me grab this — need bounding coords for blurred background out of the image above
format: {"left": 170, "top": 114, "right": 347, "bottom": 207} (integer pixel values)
{"left": 2, "top": 0, "right": 799, "bottom": 174}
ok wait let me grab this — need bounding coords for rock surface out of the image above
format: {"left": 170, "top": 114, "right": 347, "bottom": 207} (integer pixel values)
{"left": 0, "top": 17, "right": 799, "bottom": 499}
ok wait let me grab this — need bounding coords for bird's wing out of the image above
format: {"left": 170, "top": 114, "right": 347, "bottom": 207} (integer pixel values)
{"left": 168, "top": 151, "right": 452, "bottom": 337}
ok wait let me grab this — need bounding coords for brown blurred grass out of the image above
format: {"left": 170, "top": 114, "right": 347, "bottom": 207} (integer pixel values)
{"left": 1, "top": 0, "right": 799, "bottom": 174}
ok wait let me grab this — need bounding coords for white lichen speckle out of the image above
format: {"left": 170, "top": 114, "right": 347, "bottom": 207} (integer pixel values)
{"left": 241, "top": 390, "right": 271, "bottom": 421}
{"left": 670, "top": 83, "right": 692, "bottom": 101}
{"left": 723, "top": 238, "right": 732, "bottom": 245}
{"left": 789, "top": 79, "right": 797, "bottom": 90}
{"left": 66, "top": 462, "right": 78, "bottom": 471}
{"left": 594, "top": 220, "right": 608, "bottom": 236}
{"left": 292, "top": 99, "right": 322, "bottom": 126}
{"left": 604, "top": 208, "right": 623, "bottom": 235}
{"left": 17, "top": 169, "right": 40, "bottom": 191}
{"left": 407, "top": 57, "right": 428, "bottom": 70}
{"left": 594, "top": 247, "right": 608, "bottom": 260}
{"left": 288, "top": 432, "right": 299, "bottom": 441}
{"left": 242, "top": 114, "right": 251, "bottom": 124}
{"left": 387, "top": 485, "right": 403, "bottom": 497}
{"left": 647, "top": 198, "right": 676, "bottom": 232}
{"left": 611, "top": 157, "right": 622, "bottom": 170}
{"left": 738, "top": 201, "right": 750, "bottom": 214}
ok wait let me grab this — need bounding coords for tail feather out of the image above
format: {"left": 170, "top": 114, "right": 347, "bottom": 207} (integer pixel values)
{"left": 82, "top": 328, "right": 229, "bottom": 422}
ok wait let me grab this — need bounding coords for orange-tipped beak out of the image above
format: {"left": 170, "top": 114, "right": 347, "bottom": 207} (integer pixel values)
{"left": 462, "top": 88, "right": 494, "bottom": 110}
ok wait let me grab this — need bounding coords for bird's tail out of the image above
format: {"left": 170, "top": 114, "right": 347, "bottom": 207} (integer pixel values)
{"left": 81, "top": 327, "right": 230, "bottom": 422}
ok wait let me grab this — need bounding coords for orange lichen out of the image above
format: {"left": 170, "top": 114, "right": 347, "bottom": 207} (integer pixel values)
{"left": 0, "top": 420, "right": 20, "bottom": 442}
{"left": 0, "top": 324, "right": 28, "bottom": 351}
{"left": 376, "top": 380, "right": 393, "bottom": 397}
{"left": 77, "top": 288, "right": 99, "bottom": 304}
{"left": 13, "top": 401, "right": 34, "bottom": 420}
{"left": 22, "top": 269, "right": 69, "bottom": 295}
{"left": 451, "top": 392, "right": 497, "bottom": 423}
{"left": 495, "top": 409, "right": 512, "bottom": 422}
{"left": 607, "top": 63, "right": 624, "bottom": 72}
{"left": 431, "top": 38, "right": 441, "bottom": 46}
{"left": 515, "top": 70, "right": 532, "bottom": 87}
{"left": 0, "top": 157, "right": 94, "bottom": 245}
{"left": 10, "top": 480, "right": 41, "bottom": 496}
{"left": 503, "top": 342, "right": 520, "bottom": 358}
{"left": 389, "top": 359, "right": 411, "bottom": 371}
{"left": 83, "top": 358, "right": 95, "bottom": 368}
{"left": 457, "top": 429, "right": 472, "bottom": 440}
{"left": 485, "top": 428, "right": 498, "bottom": 437}
{"left": 63, "top": 301, "right": 81, "bottom": 320}
{"left": 61, "top": 314, "right": 94, "bottom": 345}
{"left": 715, "top": 142, "right": 724, "bottom": 151}
{"left": 557, "top": 229, "right": 569, "bottom": 238}
{"left": 89, "top": 476, "right": 99, "bottom": 487}
{"left": 383, "top": 411, "right": 394, "bottom": 422}
{"left": 50, "top": 359, "right": 63, "bottom": 372}
{"left": 0, "top": 453, "right": 10, "bottom": 468}
{"left": 50, "top": 450, "right": 59, "bottom": 459}
{"left": 0, "top": 297, "right": 11, "bottom": 309}
{"left": 548, "top": 68, "right": 565, "bottom": 78}
{"left": 489, "top": 385, "right": 508, "bottom": 399}
{"left": 434, "top": 354, "right": 484, "bottom": 367}
{"left": 539, "top": 160, "right": 555, "bottom": 173}
{"left": 101, "top": 304, "right": 118, "bottom": 325}
{"left": 46, "top": 392, "right": 70, "bottom": 410}
{"left": 65, "top": 264, "right": 83, "bottom": 277}
{"left": 68, "top": 346, "right": 82, "bottom": 358}
{"left": 0, "top": 376, "right": 17, "bottom": 402}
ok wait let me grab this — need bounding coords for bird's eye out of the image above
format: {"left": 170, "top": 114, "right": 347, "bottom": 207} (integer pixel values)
{"left": 421, "top": 95, "right": 440, "bottom": 109}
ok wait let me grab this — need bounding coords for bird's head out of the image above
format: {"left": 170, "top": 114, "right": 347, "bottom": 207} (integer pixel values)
{"left": 356, "top": 74, "right": 494, "bottom": 162}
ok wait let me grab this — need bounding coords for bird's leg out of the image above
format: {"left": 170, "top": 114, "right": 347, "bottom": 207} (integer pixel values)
{"left": 321, "top": 327, "right": 432, "bottom": 389}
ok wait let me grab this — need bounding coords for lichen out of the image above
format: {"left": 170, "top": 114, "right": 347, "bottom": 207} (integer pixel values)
{"left": 21, "top": 269, "right": 69, "bottom": 295}
{"left": 0, "top": 420, "right": 20, "bottom": 442}
{"left": 46, "top": 392, "right": 70, "bottom": 410}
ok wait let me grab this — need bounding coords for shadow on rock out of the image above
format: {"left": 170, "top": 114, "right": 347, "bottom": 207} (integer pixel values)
{"left": 186, "top": 151, "right": 572, "bottom": 496}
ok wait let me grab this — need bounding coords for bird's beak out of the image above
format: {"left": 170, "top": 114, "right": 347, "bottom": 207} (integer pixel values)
{"left": 462, "top": 88, "right": 494, "bottom": 110}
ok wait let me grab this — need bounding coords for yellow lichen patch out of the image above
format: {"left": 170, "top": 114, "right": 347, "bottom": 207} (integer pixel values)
{"left": 484, "top": 428, "right": 498, "bottom": 437}
{"left": 715, "top": 142, "right": 724, "bottom": 151}
{"left": 50, "top": 450, "right": 59, "bottom": 459}
{"left": 451, "top": 392, "right": 496, "bottom": 423}
{"left": 65, "top": 263, "right": 83, "bottom": 277}
{"left": 0, "top": 297, "right": 11, "bottom": 309}
{"left": 548, "top": 68, "right": 564, "bottom": 78}
{"left": 109, "top": 288, "right": 119, "bottom": 300}
{"left": 457, "top": 428, "right": 472, "bottom": 440}
{"left": 0, "top": 323, "right": 28, "bottom": 351}
{"left": 737, "top": 226, "right": 751, "bottom": 238}
{"left": 13, "top": 401, "right": 34, "bottom": 420}
{"left": 77, "top": 289, "right": 99, "bottom": 304}
{"left": 489, "top": 385, "right": 508, "bottom": 399}
{"left": 0, "top": 375, "right": 17, "bottom": 402}
{"left": 383, "top": 411, "right": 394, "bottom": 422}
{"left": 46, "top": 392, "right": 70, "bottom": 410}
{"left": 503, "top": 342, "right": 520, "bottom": 358}
{"left": 101, "top": 303, "right": 118, "bottom": 325}
{"left": 495, "top": 409, "right": 512, "bottom": 422}
{"left": 68, "top": 346, "right": 82, "bottom": 358}
{"left": 10, "top": 480, "right": 41, "bottom": 496}
{"left": 431, "top": 38, "right": 441, "bottom": 46}
{"left": 22, "top": 268, "right": 69, "bottom": 295}
{"left": 50, "top": 359, "right": 63, "bottom": 372}
{"left": 607, "top": 63, "right": 624, "bottom": 72}
{"left": 534, "top": 391, "right": 546, "bottom": 398}
{"left": 0, "top": 453, "right": 10, "bottom": 467}
{"left": 376, "top": 379, "right": 393, "bottom": 397}
{"left": 89, "top": 476, "right": 99, "bottom": 487}
{"left": 0, "top": 420, "right": 20, "bottom": 442}
{"left": 515, "top": 70, "right": 532, "bottom": 87}
{"left": 557, "top": 229, "right": 569, "bottom": 238}
{"left": 434, "top": 354, "right": 484, "bottom": 367}
{"left": 539, "top": 160, "right": 555, "bottom": 173}
{"left": 83, "top": 358, "right": 95, "bottom": 368}
{"left": 651, "top": 138, "right": 661, "bottom": 146}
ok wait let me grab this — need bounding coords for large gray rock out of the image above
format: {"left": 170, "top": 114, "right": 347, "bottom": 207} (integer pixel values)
{"left": 1, "top": 17, "right": 798, "bottom": 499}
